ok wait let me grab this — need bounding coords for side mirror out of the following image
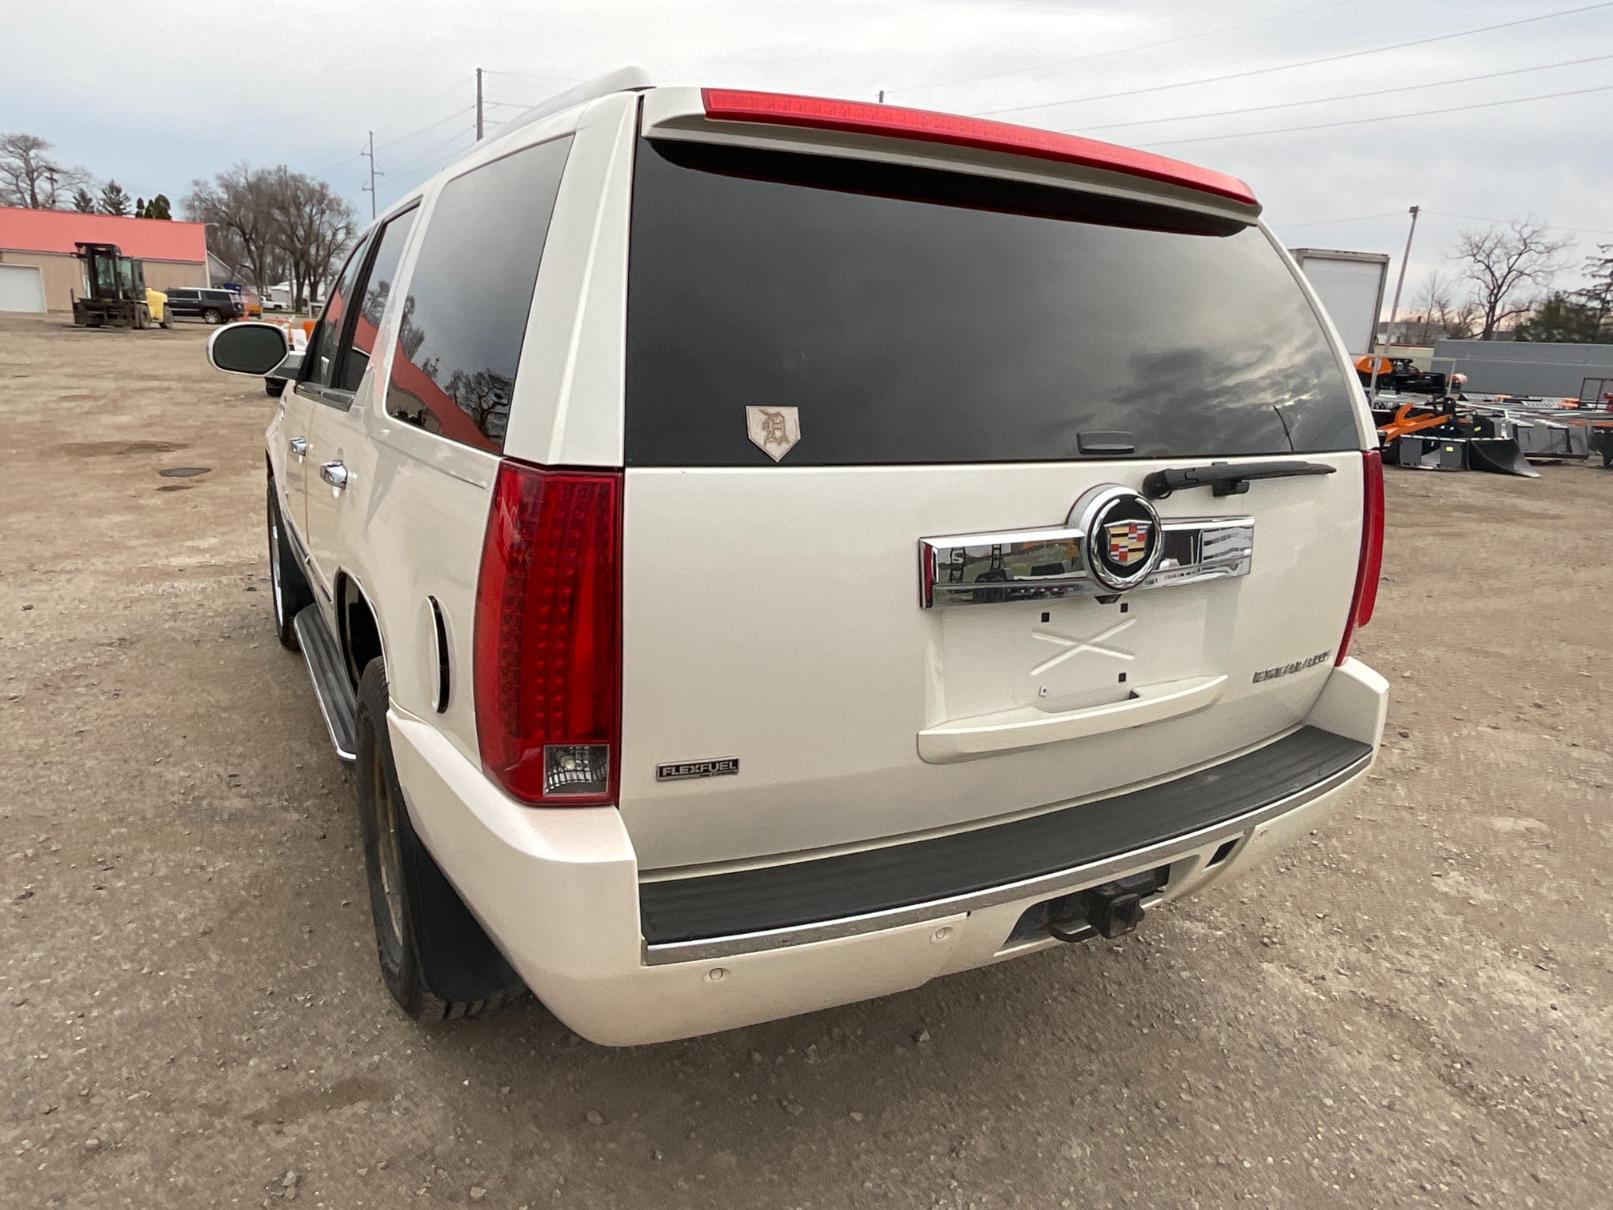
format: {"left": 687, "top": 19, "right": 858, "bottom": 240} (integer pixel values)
{"left": 206, "top": 321, "right": 292, "bottom": 377}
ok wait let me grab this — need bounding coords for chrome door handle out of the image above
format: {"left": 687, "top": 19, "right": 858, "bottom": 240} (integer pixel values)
{"left": 288, "top": 436, "right": 308, "bottom": 461}
{"left": 319, "top": 461, "right": 351, "bottom": 492}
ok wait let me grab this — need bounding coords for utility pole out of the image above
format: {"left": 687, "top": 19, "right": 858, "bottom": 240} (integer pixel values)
{"left": 476, "top": 68, "right": 485, "bottom": 142}
{"left": 1369, "top": 204, "right": 1420, "bottom": 404}
{"left": 360, "top": 130, "right": 383, "bottom": 221}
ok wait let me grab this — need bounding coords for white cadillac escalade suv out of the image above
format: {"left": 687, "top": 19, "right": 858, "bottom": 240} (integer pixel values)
{"left": 207, "top": 70, "right": 1389, "bottom": 1044}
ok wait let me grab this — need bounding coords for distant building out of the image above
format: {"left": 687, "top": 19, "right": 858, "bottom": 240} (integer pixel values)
{"left": 265, "top": 280, "right": 324, "bottom": 311}
{"left": 207, "top": 251, "right": 240, "bottom": 288}
{"left": 1432, "top": 339, "right": 1613, "bottom": 400}
{"left": 0, "top": 207, "right": 208, "bottom": 313}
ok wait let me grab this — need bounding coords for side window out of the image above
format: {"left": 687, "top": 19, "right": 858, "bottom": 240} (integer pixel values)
{"left": 384, "top": 137, "right": 571, "bottom": 452}
{"left": 302, "top": 233, "right": 373, "bottom": 390}
{"left": 339, "top": 205, "right": 419, "bottom": 392}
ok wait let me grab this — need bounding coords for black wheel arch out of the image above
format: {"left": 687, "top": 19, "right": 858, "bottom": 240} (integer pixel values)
{"left": 337, "top": 573, "right": 386, "bottom": 692}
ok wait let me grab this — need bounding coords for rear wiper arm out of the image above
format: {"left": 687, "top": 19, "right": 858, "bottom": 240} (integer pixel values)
{"left": 1142, "top": 459, "right": 1336, "bottom": 500}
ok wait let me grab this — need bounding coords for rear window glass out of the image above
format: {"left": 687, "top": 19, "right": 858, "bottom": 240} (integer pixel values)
{"left": 625, "top": 140, "right": 1359, "bottom": 466}
{"left": 384, "top": 137, "right": 571, "bottom": 453}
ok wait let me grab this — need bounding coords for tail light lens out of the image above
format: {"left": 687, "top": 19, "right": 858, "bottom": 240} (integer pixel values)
{"left": 1336, "top": 449, "right": 1384, "bottom": 664}
{"left": 474, "top": 460, "right": 622, "bottom": 805}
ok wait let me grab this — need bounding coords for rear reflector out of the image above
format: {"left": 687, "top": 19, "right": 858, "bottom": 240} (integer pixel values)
{"left": 474, "top": 461, "right": 622, "bottom": 805}
{"left": 1337, "top": 449, "right": 1384, "bottom": 664}
{"left": 700, "top": 88, "right": 1257, "bottom": 208}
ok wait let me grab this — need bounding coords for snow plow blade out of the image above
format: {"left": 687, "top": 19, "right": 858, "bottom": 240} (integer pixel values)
{"left": 1466, "top": 437, "right": 1539, "bottom": 478}
{"left": 1388, "top": 435, "right": 1540, "bottom": 477}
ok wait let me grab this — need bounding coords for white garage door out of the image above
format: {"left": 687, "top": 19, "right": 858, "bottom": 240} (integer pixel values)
{"left": 0, "top": 264, "right": 47, "bottom": 313}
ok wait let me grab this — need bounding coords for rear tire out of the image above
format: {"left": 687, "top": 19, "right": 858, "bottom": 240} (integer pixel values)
{"left": 267, "top": 481, "right": 313, "bottom": 650}
{"left": 354, "top": 660, "right": 525, "bottom": 1021}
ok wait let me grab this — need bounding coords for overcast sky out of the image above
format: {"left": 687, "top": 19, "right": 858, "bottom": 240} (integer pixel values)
{"left": 6, "top": 0, "right": 1610, "bottom": 300}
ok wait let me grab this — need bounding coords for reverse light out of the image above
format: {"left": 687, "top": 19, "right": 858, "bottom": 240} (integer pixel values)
{"left": 474, "top": 460, "right": 622, "bottom": 805}
{"left": 1336, "top": 449, "right": 1384, "bottom": 664}
{"left": 699, "top": 88, "right": 1258, "bottom": 207}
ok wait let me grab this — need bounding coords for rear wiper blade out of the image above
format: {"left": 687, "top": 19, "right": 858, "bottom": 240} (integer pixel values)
{"left": 1142, "top": 459, "right": 1336, "bottom": 500}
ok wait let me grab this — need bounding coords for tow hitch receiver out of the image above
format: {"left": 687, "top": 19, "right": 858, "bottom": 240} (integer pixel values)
{"left": 1047, "top": 871, "right": 1164, "bottom": 942}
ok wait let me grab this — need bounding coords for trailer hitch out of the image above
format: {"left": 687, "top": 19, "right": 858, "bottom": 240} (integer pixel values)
{"left": 1046, "top": 871, "right": 1163, "bottom": 942}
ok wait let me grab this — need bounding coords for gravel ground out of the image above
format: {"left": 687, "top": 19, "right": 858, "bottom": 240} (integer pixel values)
{"left": 1, "top": 313, "right": 1609, "bottom": 1209}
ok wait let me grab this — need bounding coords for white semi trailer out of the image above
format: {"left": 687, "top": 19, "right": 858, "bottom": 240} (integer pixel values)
{"left": 1289, "top": 248, "right": 1390, "bottom": 359}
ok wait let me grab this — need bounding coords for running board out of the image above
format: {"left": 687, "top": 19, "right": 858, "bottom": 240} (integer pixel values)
{"left": 292, "top": 606, "right": 358, "bottom": 765}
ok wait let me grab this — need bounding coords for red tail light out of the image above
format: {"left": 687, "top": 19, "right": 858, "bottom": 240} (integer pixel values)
{"left": 1336, "top": 449, "right": 1384, "bottom": 664}
{"left": 474, "top": 460, "right": 622, "bottom": 805}
{"left": 700, "top": 88, "right": 1257, "bottom": 207}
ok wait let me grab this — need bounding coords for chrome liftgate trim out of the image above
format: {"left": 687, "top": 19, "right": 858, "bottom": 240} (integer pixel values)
{"left": 920, "top": 516, "right": 1254, "bottom": 608}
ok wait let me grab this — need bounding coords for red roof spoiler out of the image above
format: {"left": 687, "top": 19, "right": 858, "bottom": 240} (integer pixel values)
{"left": 700, "top": 88, "right": 1257, "bottom": 209}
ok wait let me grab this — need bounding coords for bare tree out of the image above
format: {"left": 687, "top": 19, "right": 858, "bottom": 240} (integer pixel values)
{"left": 267, "top": 168, "right": 356, "bottom": 310}
{"left": 185, "top": 163, "right": 353, "bottom": 308}
{"left": 1442, "top": 301, "right": 1479, "bottom": 341}
{"left": 1408, "top": 269, "right": 1480, "bottom": 341}
{"left": 0, "top": 132, "right": 90, "bottom": 208}
{"left": 1408, "top": 271, "right": 1452, "bottom": 344}
{"left": 185, "top": 164, "right": 283, "bottom": 294}
{"left": 1575, "top": 243, "right": 1613, "bottom": 338}
{"left": 1454, "top": 218, "right": 1572, "bottom": 340}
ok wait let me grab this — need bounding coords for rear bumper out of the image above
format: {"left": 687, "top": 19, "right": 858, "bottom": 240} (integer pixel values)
{"left": 390, "top": 658, "right": 1387, "bottom": 1045}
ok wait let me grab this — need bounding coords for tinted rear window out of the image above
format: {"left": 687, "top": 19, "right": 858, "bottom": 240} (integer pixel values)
{"left": 625, "top": 140, "right": 1358, "bottom": 466}
{"left": 384, "top": 137, "right": 571, "bottom": 453}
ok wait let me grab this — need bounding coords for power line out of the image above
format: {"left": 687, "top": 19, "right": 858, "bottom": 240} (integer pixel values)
{"left": 1273, "top": 211, "right": 1406, "bottom": 228}
{"left": 376, "top": 105, "right": 475, "bottom": 152}
{"left": 480, "top": 68, "right": 582, "bottom": 81}
{"left": 976, "top": 2, "right": 1613, "bottom": 118}
{"left": 388, "top": 124, "right": 475, "bottom": 175}
{"left": 310, "top": 148, "right": 366, "bottom": 176}
{"left": 1070, "top": 51, "right": 1613, "bottom": 133}
{"left": 887, "top": 0, "right": 1359, "bottom": 96}
{"left": 1424, "top": 210, "right": 1613, "bottom": 236}
{"left": 374, "top": 76, "right": 476, "bottom": 135}
{"left": 1138, "top": 82, "right": 1613, "bottom": 147}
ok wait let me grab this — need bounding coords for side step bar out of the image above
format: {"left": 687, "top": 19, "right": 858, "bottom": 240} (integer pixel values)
{"left": 292, "top": 606, "right": 358, "bottom": 765}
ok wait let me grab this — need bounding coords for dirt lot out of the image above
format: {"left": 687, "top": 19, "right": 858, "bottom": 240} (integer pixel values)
{"left": 1, "top": 312, "right": 1609, "bottom": 1209}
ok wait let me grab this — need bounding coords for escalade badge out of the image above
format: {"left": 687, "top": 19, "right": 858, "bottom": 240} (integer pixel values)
{"left": 746, "top": 406, "right": 801, "bottom": 462}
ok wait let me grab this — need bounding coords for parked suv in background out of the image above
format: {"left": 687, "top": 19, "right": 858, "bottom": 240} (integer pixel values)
{"left": 206, "top": 70, "right": 1389, "bottom": 1044}
{"left": 166, "top": 286, "right": 245, "bottom": 324}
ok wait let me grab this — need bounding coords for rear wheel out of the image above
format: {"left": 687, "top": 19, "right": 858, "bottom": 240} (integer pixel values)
{"left": 267, "top": 481, "right": 312, "bottom": 650}
{"left": 354, "top": 661, "right": 525, "bottom": 1021}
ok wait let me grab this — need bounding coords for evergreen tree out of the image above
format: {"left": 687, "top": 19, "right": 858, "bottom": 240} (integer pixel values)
{"left": 98, "top": 180, "right": 131, "bottom": 216}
